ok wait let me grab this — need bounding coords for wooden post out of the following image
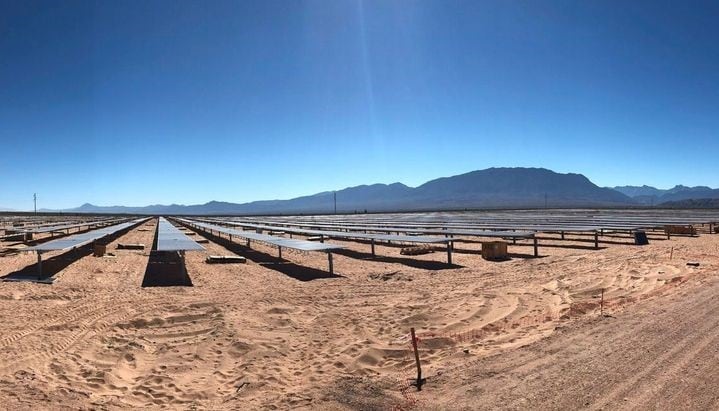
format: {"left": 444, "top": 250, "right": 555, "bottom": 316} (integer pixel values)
{"left": 594, "top": 231, "right": 599, "bottom": 249}
{"left": 447, "top": 241, "right": 453, "bottom": 265}
{"left": 600, "top": 288, "right": 605, "bottom": 316}
{"left": 328, "top": 252, "right": 334, "bottom": 274}
{"left": 278, "top": 246, "right": 282, "bottom": 260}
{"left": 670, "top": 246, "right": 674, "bottom": 260}
{"left": 371, "top": 239, "right": 375, "bottom": 257}
{"left": 410, "top": 328, "right": 423, "bottom": 391}
{"left": 533, "top": 237, "right": 539, "bottom": 257}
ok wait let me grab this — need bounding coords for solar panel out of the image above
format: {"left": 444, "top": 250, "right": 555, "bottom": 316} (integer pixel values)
{"left": 201, "top": 219, "right": 452, "bottom": 244}
{"left": 229, "top": 219, "right": 537, "bottom": 239}
{"left": 304, "top": 219, "right": 647, "bottom": 233}
{"left": 207, "top": 218, "right": 543, "bottom": 258}
{"left": 28, "top": 218, "right": 147, "bottom": 252}
{"left": 21, "top": 218, "right": 125, "bottom": 234}
{"left": 177, "top": 219, "right": 343, "bottom": 252}
{"left": 156, "top": 217, "right": 205, "bottom": 251}
{"left": 262, "top": 213, "right": 716, "bottom": 231}
{"left": 190, "top": 218, "right": 467, "bottom": 264}
{"left": 250, "top": 218, "right": 574, "bottom": 232}
{"left": 176, "top": 218, "right": 345, "bottom": 274}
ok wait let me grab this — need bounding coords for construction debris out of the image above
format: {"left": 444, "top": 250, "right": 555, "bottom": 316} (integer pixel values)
{"left": 665, "top": 225, "right": 697, "bottom": 236}
{"left": 401, "top": 245, "right": 434, "bottom": 256}
{"left": 206, "top": 255, "right": 247, "bottom": 264}
{"left": 117, "top": 243, "right": 145, "bottom": 250}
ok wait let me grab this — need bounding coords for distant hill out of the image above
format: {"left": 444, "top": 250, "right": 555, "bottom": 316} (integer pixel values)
{"left": 613, "top": 185, "right": 667, "bottom": 198}
{"left": 614, "top": 185, "right": 719, "bottom": 205}
{"left": 660, "top": 198, "right": 719, "bottom": 209}
{"left": 53, "top": 167, "right": 635, "bottom": 215}
{"left": 658, "top": 187, "right": 719, "bottom": 203}
{"left": 410, "top": 168, "right": 631, "bottom": 208}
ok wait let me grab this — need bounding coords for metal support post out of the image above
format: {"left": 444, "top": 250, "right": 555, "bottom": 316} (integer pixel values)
{"left": 36, "top": 251, "right": 43, "bottom": 279}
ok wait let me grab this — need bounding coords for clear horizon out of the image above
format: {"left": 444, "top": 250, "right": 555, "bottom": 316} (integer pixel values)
{"left": 2, "top": 1, "right": 718, "bottom": 210}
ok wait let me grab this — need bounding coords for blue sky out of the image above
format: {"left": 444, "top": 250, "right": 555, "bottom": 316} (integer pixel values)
{"left": 1, "top": 0, "right": 718, "bottom": 210}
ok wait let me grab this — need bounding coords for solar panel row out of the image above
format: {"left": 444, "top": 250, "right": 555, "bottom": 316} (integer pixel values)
{"left": 24, "top": 218, "right": 150, "bottom": 278}
{"left": 207, "top": 218, "right": 540, "bottom": 257}
{"left": 175, "top": 218, "right": 344, "bottom": 273}
{"left": 156, "top": 217, "right": 205, "bottom": 252}
{"left": 15, "top": 207, "right": 708, "bottom": 284}
{"left": 27, "top": 218, "right": 147, "bottom": 252}
{"left": 21, "top": 218, "right": 126, "bottom": 234}
{"left": 177, "top": 219, "right": 344, "bottom": 252}
{"left": 257, "top": 209, "right": 719, "bottom": 233}
{"left": 194, "top": 218, "right": 470, "bottom": 263}
{"left": 247, "top": 218, "right": 632, "bottom": 233}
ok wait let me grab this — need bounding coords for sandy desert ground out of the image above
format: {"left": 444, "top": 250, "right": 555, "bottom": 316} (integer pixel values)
{"left": 0, "top": 218, "right": 717, "bottom": 410}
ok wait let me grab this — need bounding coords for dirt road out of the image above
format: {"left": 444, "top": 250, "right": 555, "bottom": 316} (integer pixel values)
{"left": 424, "top": 273, "right": 719, "bottom": 410}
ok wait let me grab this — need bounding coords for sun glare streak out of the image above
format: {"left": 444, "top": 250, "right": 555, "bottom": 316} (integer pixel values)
{"left": 355, "top": 0, "right": 386, "bottom": 163}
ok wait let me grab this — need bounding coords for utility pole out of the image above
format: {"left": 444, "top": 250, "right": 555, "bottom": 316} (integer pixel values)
{"left": 333, "top": 191, "right": 337, "bottom": 214}
{"left": 33, "top": 193, "right": 37, "bottom": 215}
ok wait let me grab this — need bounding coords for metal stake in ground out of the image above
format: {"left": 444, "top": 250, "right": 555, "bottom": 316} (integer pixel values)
{"left": 410, "top": 328, "right": 425, "bottom": 391}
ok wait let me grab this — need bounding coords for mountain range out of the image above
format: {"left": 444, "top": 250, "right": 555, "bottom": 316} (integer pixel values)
{"left": 20, "top": 167, "right": 716, "bottom": 214}
{"left": 42, "top": 167, "right": 631, "bottom": 214}
{"left": 612, "top": 185, "right": 719, "bottom": 205}
{"left": 659, "top": 198, "right": 719, "bottom": 208}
